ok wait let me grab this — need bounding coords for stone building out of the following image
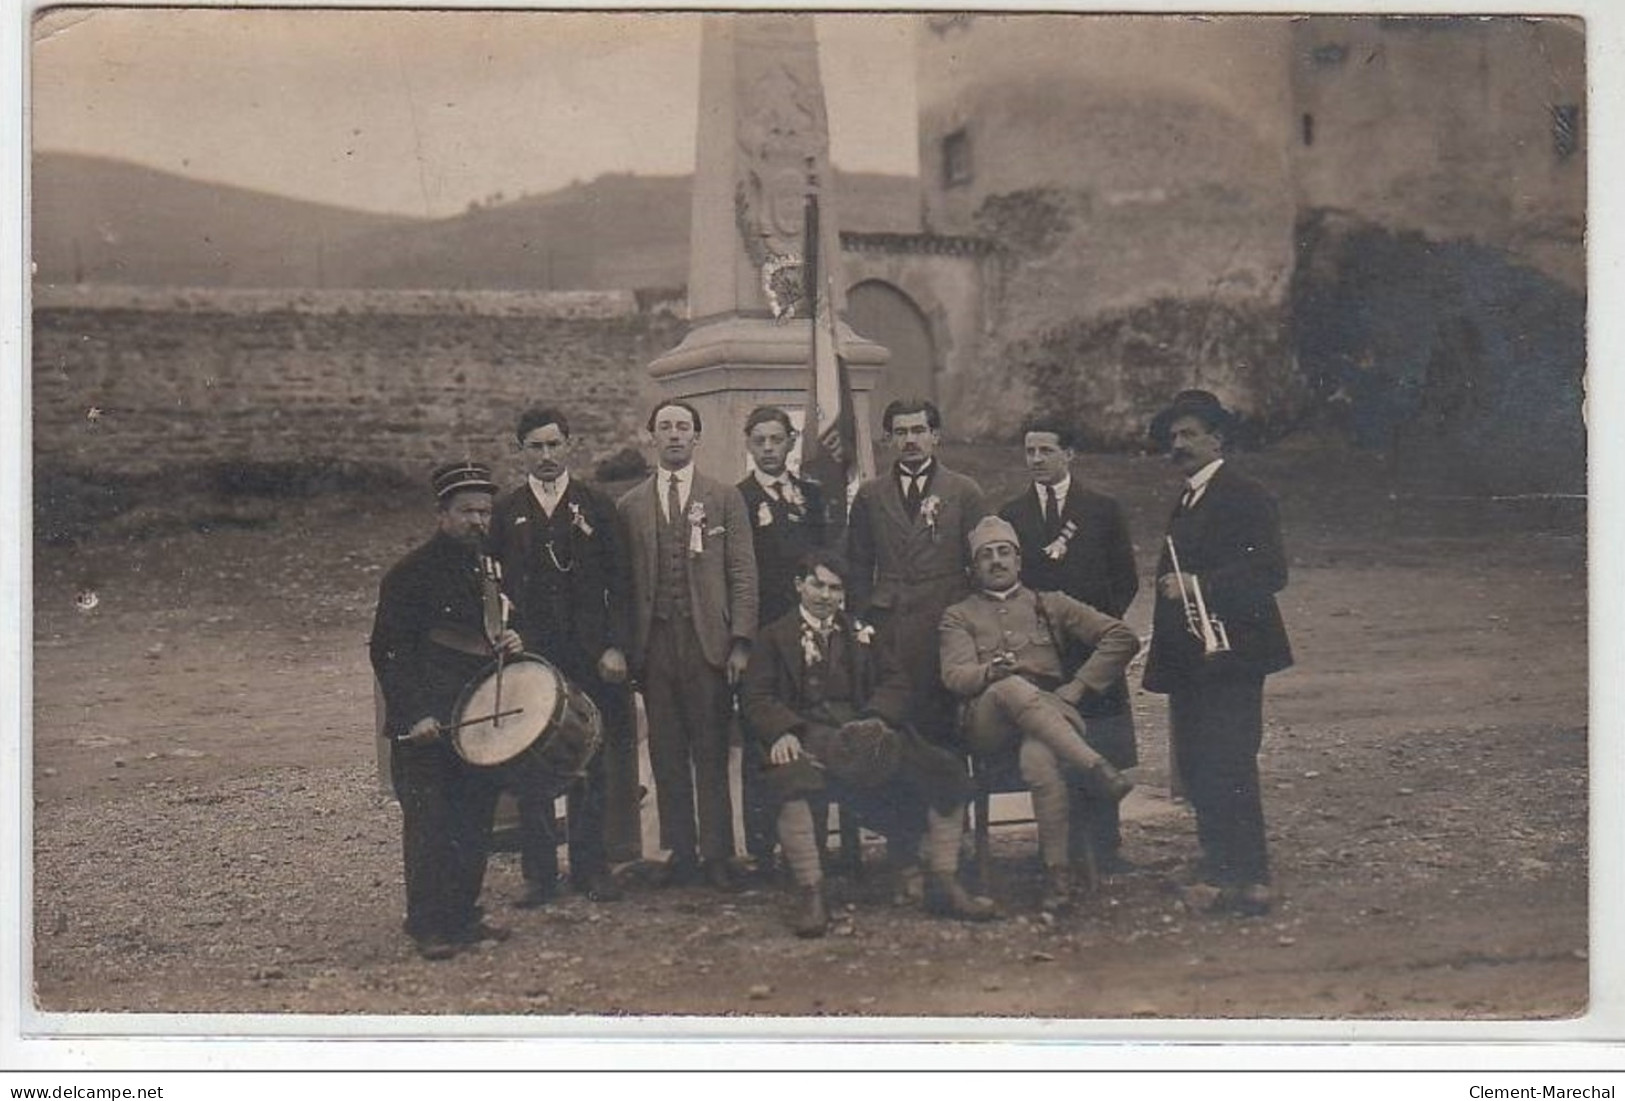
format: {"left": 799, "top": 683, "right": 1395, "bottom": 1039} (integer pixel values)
{"left": 853, "top": 13, "right": 1584, "bottom": 487}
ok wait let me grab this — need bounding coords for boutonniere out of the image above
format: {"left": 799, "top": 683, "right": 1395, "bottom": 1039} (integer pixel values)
{"left": 801, "top": 626, "right": 824, "bottom": 666}
{"left": 757, "top": 500, "right": 774, "bottom": 528}
{"left": 920, "top": 494, "right": 943, "bottom": 539}
{"left": 687, "top": 500, "right": 707, "bottom": 556}
{"left": 1042, "top": 519, "right": 1078, "bottom": 561}
{"left": 853, "top": 620, "right": 876, "bottom": 646}
{"left": 568, "top": 501, "right": 594, "bottom": 537}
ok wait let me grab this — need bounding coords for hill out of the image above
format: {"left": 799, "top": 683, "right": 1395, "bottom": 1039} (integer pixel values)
{"left": 31, "top": 153, "right": 421, "bottom": 288}
{"left": 32, "top": 153, "right": 922, "bottom": 292}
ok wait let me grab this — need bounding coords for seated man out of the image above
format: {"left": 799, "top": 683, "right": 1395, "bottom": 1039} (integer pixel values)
{"left": 740, "top": 549, "right": 996, "bottom": 937}
{"left": 940, "top": 516, "right": 1141, "bottom": 914}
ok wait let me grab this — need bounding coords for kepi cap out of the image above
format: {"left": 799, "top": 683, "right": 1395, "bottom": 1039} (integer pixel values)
{"left": 431, "top": 460, "right": 498, "bottom": 501}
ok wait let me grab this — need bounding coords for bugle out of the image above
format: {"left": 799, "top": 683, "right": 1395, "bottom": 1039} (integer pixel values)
{"left": 1165, "top": 536, "right": 1231, "bottom": 657}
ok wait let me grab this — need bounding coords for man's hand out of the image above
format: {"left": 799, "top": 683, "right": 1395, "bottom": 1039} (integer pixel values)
{"left": 725, "top": 640, "right": 751, "bottom": 687}
{"left": 399, "top": 716, "right": 441, "bottom": 746}
{"left": 985, "top": 653, "right": 1017, "bottom": 685}
{"left": 769, "top": 733, "right": 804, "bottom": 766}
{"left": 494, "top": 628, "right": 525, "bottom": 656}
{"left": 597, "top": 647, "right": 629, "bottom": 684}
{"left": 1053, "top": 681, "right": 1086, "bottom": 709}
{"left": 1157, "top": 571, "right": 1192, "bottom": 601}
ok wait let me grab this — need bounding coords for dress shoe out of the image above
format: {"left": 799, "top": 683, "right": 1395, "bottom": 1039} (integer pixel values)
{"left": 1094, "top": 852, "right": 1144, "bottom": 877}
{"left": 924, "top": 873, "right": 998, "bottom": 922}
{"left": 453, "top": 919, "right": 513, "bottom": 945}
{"left": 704, "top": 859, "right": 734, "bottom": 891}
{"left": 656, "top": 854, "right": 701, "bottom": 888}
{"left": 789, "top": 883, "right": 830, "bottom": 938}
{"left": 1232, "top": 883, "right": 1274, "bottom": 917}
{"left": 1039, "top": 866, "right": 1074, "bottom": 914}
{"left": 575, "top": 869, "right": 624, "bottom": 903}
{"left": 414, "top": 936, "right": 459, "bottom": 961}
{"left": 514, "top": 878, "right": 560, "bottom": 910}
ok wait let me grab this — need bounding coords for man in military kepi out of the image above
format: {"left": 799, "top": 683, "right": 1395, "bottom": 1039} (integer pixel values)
{"left": 370, "top": 461, "right": 522, "bottom": 960}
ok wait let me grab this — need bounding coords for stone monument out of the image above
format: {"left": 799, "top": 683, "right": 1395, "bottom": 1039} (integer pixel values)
{"left": 648, "top": 12, "right": 887, "bottom": 484}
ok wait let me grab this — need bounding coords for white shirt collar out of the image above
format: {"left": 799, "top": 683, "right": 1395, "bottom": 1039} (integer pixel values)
{"left": 984, "top": 583, "right": 1025, "bottom": 602}
{"left": 528, "top": 471, "right": 571, "bottom": 513}
{"left": 659, "top": 463, "right": 696, "bottom": 520}
{"left": 798, "top": 606, "right": 835, "bottom": 633}
{"left": 1036, "top": 474, "right": 1071, "bottom": 507}
{"left": 1186, "top": 458, "right": 1224, "bottom": 495}
{"left": 898, "top": 458, "right": 935, "bottom": 482}
{"left": 754, "top": 469, "right": 789, "bottom": 493}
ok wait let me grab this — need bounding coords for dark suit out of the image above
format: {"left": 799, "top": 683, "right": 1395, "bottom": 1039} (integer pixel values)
{"left": 847, "top": 461, "right": 985, "bottom": 745}
{"left": 369, "top": 532, "right": 503, "bottom": 941}
{"left": 737, "top": 470, "right": 840, "bottom": 863}
{"left": 1000, "top": 480, "right": 1140, "bottom": 858}
{"left": 1143, "top": 461, "right": 1292, "bottom": 887}
{"left": 491, "top": 477, "right": 635, "bottom": 884}
{"left": 741, "top": 610, "right": 971, "bottom": 846}
{"left": 619, "top": 468, "right": 758, "bottom": 864}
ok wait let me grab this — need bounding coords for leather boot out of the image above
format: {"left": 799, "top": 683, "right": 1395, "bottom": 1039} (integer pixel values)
{"left": 1085, "top": 761, "right": 1134, "bottom": 803}
{"left": 924, "top": 873, "right": 998, "bottom": 922}
{"left": 790, "top": 883, "right": 830, "bottom": 938}
{"left": 1039, "top": 865, "right": 1073, "bottom": 914}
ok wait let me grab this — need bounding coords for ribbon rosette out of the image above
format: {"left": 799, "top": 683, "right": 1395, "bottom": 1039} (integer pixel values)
{"left": 920, "top": 494, "right": 943, "bottom": 539}
{"left": 757, "top": 500, "right": 774, "bottom": 528}
{"left": 687, "top": 500, "right": 707, "bottom": 556}
{"left": 782, "top": 480, "right": 806, "bottom": 520}
{"left": 801, "top": 627, "right": 824, "bottom": 667}
{"left": 568, "top": 501, "right": 595, "bottom": 537}
{"left": 1042, "top": 519, "right": 1078, "bottom": 561}
{"left": 853, "top": 620, "right": 876, "bottom": 646}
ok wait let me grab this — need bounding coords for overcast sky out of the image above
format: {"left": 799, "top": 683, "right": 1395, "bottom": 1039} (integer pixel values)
{"left": 30, "top": 8, "right": 920, "bottom": 219}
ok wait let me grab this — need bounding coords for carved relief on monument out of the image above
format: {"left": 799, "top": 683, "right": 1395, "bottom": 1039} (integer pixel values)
{"left": 733, "top": 57, "right": 831, "bottom": 321}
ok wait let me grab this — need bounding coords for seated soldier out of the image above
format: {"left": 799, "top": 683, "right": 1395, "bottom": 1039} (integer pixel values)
{"left": 740, "top": 549, "right": 997, "bottom": 937}
{"left": 940, "top": 516, "right": 1141, "bottom": 914}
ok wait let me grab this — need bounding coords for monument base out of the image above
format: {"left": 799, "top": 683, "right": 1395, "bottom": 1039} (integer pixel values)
{"left": 648, "top": 314, "right": 886, "bottom": 485}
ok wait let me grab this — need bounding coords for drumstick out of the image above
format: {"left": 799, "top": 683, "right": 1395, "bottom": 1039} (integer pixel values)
{"left": 493, "top": 649, "right": 506, "bottom": 726}
{"left": 442, "top": 707, "right": 523, "bottom": 733}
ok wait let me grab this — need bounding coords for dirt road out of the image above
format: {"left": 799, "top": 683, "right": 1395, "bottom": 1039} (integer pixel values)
{"left": 28, "top": 444, "right": 1587, "bottom": 1023}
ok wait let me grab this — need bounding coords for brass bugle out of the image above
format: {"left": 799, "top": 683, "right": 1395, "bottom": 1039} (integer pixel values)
{"left": 1164, "top": 536, "right": 1232, "bottom": 657}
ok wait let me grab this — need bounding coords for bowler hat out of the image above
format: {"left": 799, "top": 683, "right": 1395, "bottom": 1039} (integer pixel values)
{"left": 431, "top": 461, "right": 498, "bottom": 501}
{"left": 1149, "top": 390, "right": 1235, "bottom": 449}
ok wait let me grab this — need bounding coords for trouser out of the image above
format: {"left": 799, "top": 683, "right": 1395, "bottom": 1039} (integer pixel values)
{"left": 1169, "top": 671, "right": 1270, "bottom": 886}
{"left": 391, "top": 740, "right": 500, "bottom": 940}
{"left": 643, "top": 616, "right": 735, "bottom": 863}
{"left": 1071, "top": 708, "right": 1137, "bottom": 860}
{"left": 778, "top": 797, "right": 962, "bottom": 887}
{"left": 962, "top": 677, "right": 1112, "bottom": 868}
{"left": 516, "top": 677, "right": 629, "bottom": 883}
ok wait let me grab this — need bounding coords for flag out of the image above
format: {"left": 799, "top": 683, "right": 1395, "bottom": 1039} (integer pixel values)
{"left": 799, "top": 185, "right": 861, "bottom": 519}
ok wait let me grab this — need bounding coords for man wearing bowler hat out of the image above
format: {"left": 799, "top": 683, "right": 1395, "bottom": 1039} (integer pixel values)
{"left": 1143, "top": 391, "right": 1293, "bottom": 916}
{"left": 370, "top": 461, "right": 523, "bottom": 959}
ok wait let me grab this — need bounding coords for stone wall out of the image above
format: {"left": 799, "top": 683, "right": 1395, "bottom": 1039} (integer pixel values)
{"left": 32, "top": 289, "right": 686, "bottom": 484}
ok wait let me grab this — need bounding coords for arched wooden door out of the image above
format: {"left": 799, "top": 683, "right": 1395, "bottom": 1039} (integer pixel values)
{"left": 846, "top": 279, "right": 937, "bottom": 435}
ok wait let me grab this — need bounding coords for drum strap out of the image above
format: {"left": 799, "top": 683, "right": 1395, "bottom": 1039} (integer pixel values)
{"left": 427, "top": 624, "right": 494, "bottom": 657}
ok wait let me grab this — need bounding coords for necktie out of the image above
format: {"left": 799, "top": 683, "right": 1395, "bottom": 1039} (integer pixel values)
{"left": 767, "top": 479, "right": 783, "bottom": 502}
{"left": 668, "top": 473, "right": 682, "bottom": 525}
{"left": 902, "top": 472, "right": 922, "bottom": 515}
{"left": 1044, "top": 485, "right": 1063, "bottom": 540}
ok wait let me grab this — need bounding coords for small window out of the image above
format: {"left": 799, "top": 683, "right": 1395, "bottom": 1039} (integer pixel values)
{"left": 1301, "top": 112, "right": 1315, "bottom": 147}
{"left": 1552, "top": 104, "right": 1580, "bottom": 160}
{"left": 942, "top": 128, "right": 973, "bottom": 189}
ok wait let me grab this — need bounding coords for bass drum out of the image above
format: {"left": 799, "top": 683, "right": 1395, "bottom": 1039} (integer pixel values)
{"left": 450, "top": 654, "right": 602, "bottom": 798}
